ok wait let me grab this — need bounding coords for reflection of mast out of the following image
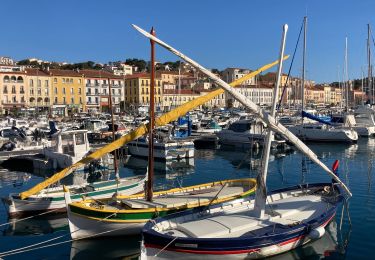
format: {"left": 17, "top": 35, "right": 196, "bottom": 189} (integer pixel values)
{"left": 146, "top": 27, "right": 156, "bottom": 202}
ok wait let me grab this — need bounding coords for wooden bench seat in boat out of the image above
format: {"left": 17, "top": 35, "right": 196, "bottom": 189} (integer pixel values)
{"left": 266, "top": 194, "right": 322, "bottom": 219}
{"left": 121, "top": 186, "right": 244, "bottom": 209}
{"left": 175, "top": 214, "right": 262, "bottom": 238}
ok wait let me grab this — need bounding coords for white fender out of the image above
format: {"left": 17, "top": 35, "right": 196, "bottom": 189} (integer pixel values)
{"left": 308, "top": 226, "right": 326, "bottom": 239}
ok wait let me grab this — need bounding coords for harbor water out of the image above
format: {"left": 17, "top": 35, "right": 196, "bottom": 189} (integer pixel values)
{"left": 0, "top": 138, "right": 374, "bottom": 259}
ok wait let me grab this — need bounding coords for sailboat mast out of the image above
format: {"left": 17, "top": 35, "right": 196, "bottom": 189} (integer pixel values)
{"left": 368, "top": 24, "right": 372, "bottom": 104}
{"left": 345, "top": 37, "right": 349, "bottom": 110}
{"left": 254, "top": 24, "right": 288, "bottom": 219}
{"left": 301, "top": 16, "right": 307, "bottom": 116}
{"left": 147, "top": 27, "right": 156, "bottom": 202}
{"left": 108, "top": 78, "right": 118, "bottom": 176}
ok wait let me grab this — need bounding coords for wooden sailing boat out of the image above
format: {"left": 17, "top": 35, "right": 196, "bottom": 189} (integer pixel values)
{"left": 132, "top": 24, "right": 349, "bottom": 259}
{"left": 63, "top": 27, "right": 257, "bottom": 240}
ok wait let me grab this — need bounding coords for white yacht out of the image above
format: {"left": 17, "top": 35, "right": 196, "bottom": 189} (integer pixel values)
{"left": 287, "top": 122, "right": 358, "bottom": 143}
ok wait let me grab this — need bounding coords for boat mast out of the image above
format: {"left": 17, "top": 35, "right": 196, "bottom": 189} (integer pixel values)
{"left": 146, "top": 27, "right": 156, "bottom": 202}
{"left": 254, "top": 24, "right": 288, "bottom": 219}
{"left": 345, "top": 36, "right": 349, "bottom": 110}
{"left": 301, "top": 16, "right": 307, "bottom": 121}
{"left": 131, "top": 24, "right": 352, "bottom": 196}
{"left": 368, "top": 24, "right": 372, "bottom": 104}
{"left": 361, "top": 68, "right": 364, "bottom": 104}
{"left": 108, "top": 78, "right": 118, "bottom": 177}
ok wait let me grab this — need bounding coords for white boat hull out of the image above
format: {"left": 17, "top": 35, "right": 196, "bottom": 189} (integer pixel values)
{"left": 6, "top": 177, "right": 145, "bottom": 216}
{"left": 68, "top": 212, "right": 144, "bottom": 240}
{"left": 127, "top": 141, "right": 194, "bottom": 160}
{"left": 287, "top": 125, "right": 358, "bottom": 142}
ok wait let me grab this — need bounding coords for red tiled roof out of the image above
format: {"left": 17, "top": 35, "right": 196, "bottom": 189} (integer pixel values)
{"left": 80, "top": 69, "right": 122, "bottom": 79}
{"left": 24, "top": 68, "right": 50, "bottom": 76}
{"left": 124, "top": 73, "right": 161, "bottom": 80}
{"left": 163, "top": 89, "right": 199, "bottom": 95}
{"left": 48, "top": 69, "right": 84, "bottom": 77}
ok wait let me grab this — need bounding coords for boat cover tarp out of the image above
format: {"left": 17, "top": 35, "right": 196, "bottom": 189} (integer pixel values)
{"left": 302, "top": 110, "right": 332, "bottom": 125}
{"left": 19, "top": 57, "right": 287, "bottom": 200}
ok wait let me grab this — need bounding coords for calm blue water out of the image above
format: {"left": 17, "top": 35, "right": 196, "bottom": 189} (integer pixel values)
{"left": 0, "top": 139, "right": 374, "bottom": 259}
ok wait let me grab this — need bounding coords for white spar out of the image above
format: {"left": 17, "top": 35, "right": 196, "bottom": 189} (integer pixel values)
{"left": 132, "top": 24, "right": 352, "bottom": 197}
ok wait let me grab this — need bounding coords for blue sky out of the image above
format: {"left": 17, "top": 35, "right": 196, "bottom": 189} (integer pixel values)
{"left": 1, "top": 0, "right": 375, "bottom": 83}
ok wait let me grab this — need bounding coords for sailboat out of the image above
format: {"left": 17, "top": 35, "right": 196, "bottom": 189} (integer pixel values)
{"left": 132, "top": 23, "right": 349, "bottom": 259}
{"left": 63, "top": 28, "right": 256, "bottom": 240}
{"left": 286, "top": 17, "right": 358, "bottom": 143}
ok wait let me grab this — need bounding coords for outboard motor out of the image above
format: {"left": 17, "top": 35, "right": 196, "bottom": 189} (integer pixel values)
{"left": 0, "top": 141, "right": 16, "bottom": 151}
{"left": 49, "top": 121, "right": 58, "bottom": 136}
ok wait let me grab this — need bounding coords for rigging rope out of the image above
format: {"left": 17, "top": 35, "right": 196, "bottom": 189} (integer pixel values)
{"left": 277, "top": 18, "right": 305, "bottom": 111}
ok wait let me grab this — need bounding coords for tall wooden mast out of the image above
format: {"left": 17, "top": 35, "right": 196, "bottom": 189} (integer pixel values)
{"left": 146, "top": 27, "right": 156, "bottom": 202}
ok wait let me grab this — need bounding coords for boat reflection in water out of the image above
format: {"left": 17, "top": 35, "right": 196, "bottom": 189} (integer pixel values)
{"left": 270, "top": 221, "right": 346, "bottom": 260}
{"left": 70, "top": 235, "right": 141, "bottom": 260}
{"left": 3, "top": 214, "right": 68, "bottom": 236}
{"left": 218, "top": 144, "right": 295, "bottom": 170}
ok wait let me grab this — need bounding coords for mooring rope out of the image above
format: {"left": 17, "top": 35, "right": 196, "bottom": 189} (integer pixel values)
{"left": 0, "top": 208, "right": 61, "bottom": 227}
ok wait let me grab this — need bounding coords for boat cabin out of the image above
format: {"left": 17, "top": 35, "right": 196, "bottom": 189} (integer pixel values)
{"left": 52, "top": 130, "right": 90, "bottom": 159}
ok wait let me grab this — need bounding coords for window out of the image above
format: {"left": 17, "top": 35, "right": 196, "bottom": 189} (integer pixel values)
{"left": 54, "top": 78, "right": 57, "bottom": 83}
{"left": 95, "top": 89, "right": 98, "bottom": 94}
{"left": 3, "top": 76, "right": 9, "bottom": 83}
{"left": 54, "top": 97, "right": 58, "bottom": 104}
{"left": 79, "top": 97, "right": 82, "bottom": 104}
{"left": 63, "top": 88, "right": 66, "bottom": 94}
{"left": 20, "top": 86, "right": 24, "bottom": 93}
{"left": 112, "top": 89, "right": 115, "bottom": 94}
{"left": 45, "top": 88, "right": 49, "bottom": 95}
{"left": 71, "top": 97, "right": 74, "bottom": 104}
{"left": 11, "top": 86, "right": 16, "bottom": 94}
{"left": 38, "top": 80, "right": 41, "bottom": 87}
{"left": 70, "top": 78, "right": 73, "bottom": 84}
{"left": 3, "top": 86, "right": 7, "bottom": 93}
{"left": 71, "top": 88, "right": 74, "bottom": 94}
{"left": 88, "top": 97, "right": 91, "bottom": 103}
{"left": 87, "top": 88, "right": 91, "bottom": 94}
{"left": 78, "top": 88, "right": 81, "bottom": 94}
{"left": 63, "top": 97, "right": 66, "bottom": 104}
{"left": 30, "top": 79, "right": 34, "bottom": 86}
{"left": 75, "top": 133, "right": 85, "bottom": 145}
{"left": 54, "top": 87, "right": 58, "bottom": 94}
{"left": 62, "top": 78, "right": 66, "bottom": 83}
{"left": 95, "top": 97, "right": 99, "bottom": 103}
{"left": 78, "top": 79, "right": 81, "bottom": 84}
{"left": 45, "top": 80, "right": 49, "bottom": 87}
{"left": 38, "top": 88, "right": 41, "bottom": 95}
{"left": 12, "top": 96, "right": 16, "bottom": 103}
{"left": 30, "top": 88, "right": 34, "bottom": 95}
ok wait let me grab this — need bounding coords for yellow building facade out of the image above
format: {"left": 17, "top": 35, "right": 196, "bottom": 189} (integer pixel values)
{"left": 49, "top": 69, "right": 85, "bottom": 115}
{"left": 25, "top": 69, "right": 52, "bottom": 113}
{"left": 124, "top": 73, "right": 163, "bottom": 110}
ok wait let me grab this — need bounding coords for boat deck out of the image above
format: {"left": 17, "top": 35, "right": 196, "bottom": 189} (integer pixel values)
{"left": 121, "top": 186, "right": 245, "bottom": 209}
{"left": 169, "top": 194, "right": 332, "bottom": 238}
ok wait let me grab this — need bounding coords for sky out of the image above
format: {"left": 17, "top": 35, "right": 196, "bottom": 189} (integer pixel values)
{"left": 1, "top": 0, "right": 375, "bottom": 83}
